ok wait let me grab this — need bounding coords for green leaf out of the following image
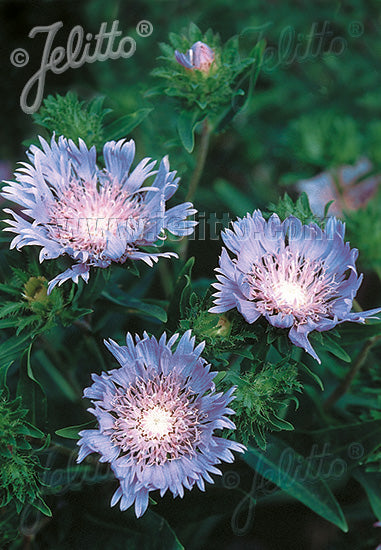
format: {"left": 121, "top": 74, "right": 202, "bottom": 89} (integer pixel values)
{"left": 35, "top": 350, "right": 79, "bottom": 402}
{"left": 300, "top": 362, "right": 324, "bottom": 391}
{"left": 320, "top": 334, "right": 351, "bottom": 363}
{"left": 166, "top": 257, "right": 195, "bottom": 330}
{"left": 33, "top": 498, "right": 52, "bottom": 517}
{"left": 352, "top": 468, "right": 381, "bottom": 521}
{"left": 17, "top": 344, "right": 47, "bottom": 429}
{"left": 188, "top": 22, "right": 202, "bottom": 43}
{"left": 177, "top": 111, "right": 198, "bottom": 153}
{"left": 23, "top": 421, "right": 44, "bottom": 439}
{"left": 103, "top": 108, "right": 153, "bottom": 141}
{"left": 55, "top": 421, "right": 95, "bottom": 440}
{"left": 310, "top": 419, "right": 381, "bottom": 465}
{"left": 214, "top": 178, "right": 255, "bottom": 217}
{"left": 216, "top": 38, "right": 265, "bottom": 132}
{"left": 87, "top": 508, "right": 185, "bottom": 550}
{"left": 0, "top": 361, "right": 13, "bottom": 391}
{"left": 0, "top": 333, "right": 31, "bottom": 365}
{"left": 338, "top": 321, "right": 381, "bottom": 346}
{"left": 102, "top": 291, "right": 167, "bottom": 322}
{"left": 243, "top": 436, "right": 348, "bottom": 532}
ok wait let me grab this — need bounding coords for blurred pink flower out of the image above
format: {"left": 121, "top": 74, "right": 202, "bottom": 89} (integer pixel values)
{"left": 296, "top": 158, "right": 380, "bottom": 217}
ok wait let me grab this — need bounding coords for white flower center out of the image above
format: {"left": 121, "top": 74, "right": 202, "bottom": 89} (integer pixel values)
{"left": 140, "top": 406, "right": 173, "bottom": 439}
{"left": 273, "top": 280, "right": 308, "bottom": 309}
{"left": 109, "top": 373, "right": 203, "bottom": 466}
{"left": 246, "top": 250, "right": 340, "bottom": 323}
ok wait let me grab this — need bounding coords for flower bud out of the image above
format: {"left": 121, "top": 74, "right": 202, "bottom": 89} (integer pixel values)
{"left": 175, "top": 41, "right": 215, "bottom": 73}
{"left": 24, "top": 276, "right": 49, "bottom": 304}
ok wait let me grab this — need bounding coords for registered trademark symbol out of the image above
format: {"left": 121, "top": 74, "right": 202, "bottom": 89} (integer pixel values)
{"left": 348, "top": 442, "right": 364, "bottom": 460}
{"left": 136, "top": 20, "right": 153, "bottom": 38}
{"left": 348, "top": 21, "right": 364, "bottom": 38}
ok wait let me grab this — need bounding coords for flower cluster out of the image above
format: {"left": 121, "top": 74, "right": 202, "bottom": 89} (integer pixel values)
{"left": 2, "top": 124, "right": 380, "bottom": 525}
{"left": 2, "top": 136, "right": 196, "bottom": 292}
{"left": 77, "top": 331, "right": 245, "bottom": 517}
{"left": 210, "top": 210, "right": 381, "bottom": 362}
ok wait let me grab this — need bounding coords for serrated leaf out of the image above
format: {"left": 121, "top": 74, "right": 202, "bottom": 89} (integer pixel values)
{"left": 0, "top": 301, "right": 26, "bottom": 318}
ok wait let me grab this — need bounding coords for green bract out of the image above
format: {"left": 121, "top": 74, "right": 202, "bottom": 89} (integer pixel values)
{"left": 152, "top": 22, "right": 265, "bottom": 140}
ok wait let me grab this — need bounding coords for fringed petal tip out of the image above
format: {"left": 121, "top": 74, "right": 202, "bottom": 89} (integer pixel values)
{"left": 77, "top": 330, "right": 242, "bottom": 518}
{"left": 4, "top": 135, "right": 196, "bottom": 291}
{"left": 47, "top": 264, "right": 90, "bottom": 294}
{"left": 211, "top": 210, "right": 380, "bottom": 363}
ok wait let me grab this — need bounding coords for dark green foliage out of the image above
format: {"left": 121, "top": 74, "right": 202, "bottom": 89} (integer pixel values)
{"left": 32, "top": 92, "right": 111, "bottom": 150}
{"left": 0, "top": 259, "right": 92, "bottom": 340}
{"left": 1, "top": 0, "right": 381, "bottom": 547}
{"left": 286, "top": 112, "right": 362, "bottom": 171}
{"left": 345, "top": 189, "right": 381, "bottom": 275}
{"left": 0, "top": 394, "right": 50, "bottom": 517}
{"left": 178, "top": 292, "right": 258, "bottom": 366}
{"left": 152, "top": 22, "right": 265, "bottom": 140}
{"left": 266, "top": 192, "right": 323, "bottom": 225}
{"left": 218, "top": 360, "right": 302, "bottom": 448}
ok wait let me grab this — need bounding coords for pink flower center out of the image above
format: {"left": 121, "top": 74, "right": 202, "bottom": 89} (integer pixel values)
{"left": 246, "top": 249, "right": 339, "bottom": 323}
{"left": 108, "top": 372, "right": 203, "bottom": 466}
{"left": 47, "top": 180, "right": 141, "bottom": 257}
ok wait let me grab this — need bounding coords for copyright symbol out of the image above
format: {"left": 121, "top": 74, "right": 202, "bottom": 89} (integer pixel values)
{"left": 223, "top": 470, "right": 240, "bottom": 489}
{"left": 10, "top": 48, "right": 29, "bottom": 67}
{"left": 136, "top": 20, "right": 153, "bottom": 37}
{"left": 348, "top": 442, "right": 364, "bottom": 460}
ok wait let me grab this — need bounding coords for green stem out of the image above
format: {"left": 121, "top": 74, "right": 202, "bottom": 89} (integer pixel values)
{"left": 180, "top": 119, "right": 211, "bottom": 261}
{"left": 324, "top": 334, "right": 381, "bottom": 410}
{"left": 158, "top": 261, "right": 173, "bottom": 298}
{"left": 185, "top": 118, "right": 211, "bottom": 202}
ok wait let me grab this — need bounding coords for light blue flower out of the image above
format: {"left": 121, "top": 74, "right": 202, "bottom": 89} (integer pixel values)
{"left": 210, "top": 210, "right": 381, "bottom": 362}
{"left": 2, "top": 136, "right": 197, "bottom": 292}
{"left": 77, "top": 331, "right": 245, "bottom": 517}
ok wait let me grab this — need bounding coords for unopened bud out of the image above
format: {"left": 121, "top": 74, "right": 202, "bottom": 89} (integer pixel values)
{"left": 175, "top": 41, "right": 215, "bottom": 73}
